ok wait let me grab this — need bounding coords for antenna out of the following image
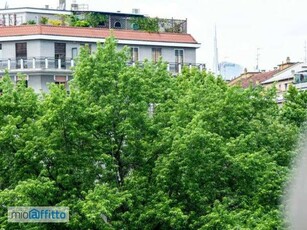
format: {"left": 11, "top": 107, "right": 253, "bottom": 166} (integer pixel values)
{"left": 256, "top": 48, "right": 260, "bottom": 71}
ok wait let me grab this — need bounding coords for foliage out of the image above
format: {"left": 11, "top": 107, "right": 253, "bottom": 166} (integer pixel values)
{"left": 282, "top": 84, "right": 307, "bottom": 127}
{"left": 130, "top": 17, "right": 160, "bottom": 32}
{"left": 73, "top": 20, "right": 90, "bottom": 27}
{"left": 48, "top": 19, "right": 61, "bottom": 26}
{"left": 27, "top": 20, "right": 36, "bottom": 25}
{"left": 0, "top": 37, "right": 303, "bottom": 229}
{"left": 39, "top": 16, "right": 48, "bottom": 25}
{"left": 66, "top": 13, "right": 107, "bottom": 28}
{"left": 84, "top": 12, "right": 107, "bottom": 27}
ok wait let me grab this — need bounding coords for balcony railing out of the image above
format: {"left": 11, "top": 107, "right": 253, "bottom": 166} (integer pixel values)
{"left": 0, "top": 58, "right": 75, "bottom": 71}
{"left": 0, "top": 58, "right": 205, "bottom": 74}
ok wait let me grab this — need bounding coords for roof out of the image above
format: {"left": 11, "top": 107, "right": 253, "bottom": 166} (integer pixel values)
{"left": 228, "top": 71, "right": 259, "bottom": 86}
{"left": 240, "top": 70, "right": 280, "bottom": 88}
{"left": 0, "top": 25, "right": 199, "bottom": 45}
{"left": 262, "top": 62, "right": 301, "bottom": 84}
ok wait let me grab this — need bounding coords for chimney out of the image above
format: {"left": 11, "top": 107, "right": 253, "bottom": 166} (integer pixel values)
{"left": 244, "top": 68, "right": 247, "bottom": 73}
{"left": 261, "top": 70, "right": 266, "bottom": 73}
{"left": 132, "top": 8, "right": 140, "bottom": 14}
{"left": 274, "top": 67, "right": 277, "bottom": 70}
{"left": 45, "top": 5, "right": 49, "bottom": 9}
{"left": 286, "top": 56, "right": 290, "bottom": 63}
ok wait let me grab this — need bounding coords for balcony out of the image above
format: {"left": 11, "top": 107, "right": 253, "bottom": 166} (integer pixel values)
{"left": 0, "top": 57, "right": 74, "bottom": 74}
{"left": 294, "top": 72, "right": 307, "bottom": 90}
{"left": 0, "top": 57, "right": 205, "bottom": 75}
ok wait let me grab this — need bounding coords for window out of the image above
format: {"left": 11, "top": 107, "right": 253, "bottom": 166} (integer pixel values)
{"left": 114, "top": 21, "right": 121, "bottom": 28}
{"left": 175, "top": 49, "right": 184, "bottom": 72}
{"left": 16, "top": 42, "right": 27, "bottom": 69}
{"left": 0, "top": 44, "right": 2, "bottom": 63}
{"left": 175, "top": 49, "right": 184, "bottom": 64}
{"left": 55, "top": 43, "right": 66, "bottom": 68}
{"left": 130, "top": 47, "right": 139, "bottom": 62}
{"left": 80, "top": 43, "right": 92, "bottom": 54}
{"left": 72, "top": 48, "right": 78, "bottom": 59}
{"left": 54, "top": 75, "right": 67, "bottom": 87}
{"left": 152, "top": 48, "right": 162, "bottom": 62}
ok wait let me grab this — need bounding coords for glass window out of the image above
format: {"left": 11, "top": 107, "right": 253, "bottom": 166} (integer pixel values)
{"left": 152, "top": 48, "right": 162, "bottom": 62}
{"left": 175, "top": 49, "right": 184, "bottom": 64}
{"left": 55, "top": 43, "right": 66, "bottom": 68}
{"left": 130, "top": 47, "right": 139, "bottom": 62}
{"left": 175, "top": 49, "right": 184, "bottom": 72}
{"left": 0, "top": 44, "right": 2, "bottom": 60}
{"left": 72, "top": 48, "right": 78, "bottom": 59}
{"left": 16, "top": 42, "right": 27, "bottom": 69}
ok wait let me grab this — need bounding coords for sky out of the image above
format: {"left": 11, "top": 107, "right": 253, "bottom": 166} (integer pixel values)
{"left": 3, "top": 0, "right": 307, "bottom": 71}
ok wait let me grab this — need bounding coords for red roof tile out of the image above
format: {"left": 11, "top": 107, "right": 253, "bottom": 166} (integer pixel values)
{"left": 240, "top": 69, "right": 280, "bottom": 88}
{"left": 0, "top": 25, "right": 199, "bottom": 44}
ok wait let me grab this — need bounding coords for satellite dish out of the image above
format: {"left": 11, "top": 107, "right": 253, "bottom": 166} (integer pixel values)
{"left": 131, "top": 23, "right": 139, "bottom": 30}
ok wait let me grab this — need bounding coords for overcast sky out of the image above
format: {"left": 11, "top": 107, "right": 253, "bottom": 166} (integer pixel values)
{"left": 3, "top": 0, "right": 307, "bottom": 71}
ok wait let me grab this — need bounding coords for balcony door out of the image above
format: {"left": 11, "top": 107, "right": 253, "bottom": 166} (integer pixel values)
{"left": 130, "top": 47, "right": 139, "bottom": 63}
{"left": 0, "top": 44, "right": 2, "bottom": 67}
{"left": 55, "top": 43, "right": 66, "bottom": 69}
{"left": 16, "top": 42, "right": 27, "bottom": 69}
{"left": 175, "top": 49, "right": 184, "bottom": 72}
{"left": 0, "top": 44, "right": 2, "bottom": 59}
{"left": 152, "top": 48, "right": 162, "bottom": 63}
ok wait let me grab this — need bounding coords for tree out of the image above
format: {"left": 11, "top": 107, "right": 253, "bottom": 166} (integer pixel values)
{"left": 0, "top": 37, "right": 302, "bottom": 229}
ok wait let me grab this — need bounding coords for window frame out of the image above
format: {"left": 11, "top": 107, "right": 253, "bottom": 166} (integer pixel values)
{"left": 130, "top": 47, "right": 139, "bottom": 62}
{"left": 71, "top": 47, "right": 78, "bottom": 59}
{"left": 55, "top": 42, "right": 66, "bottom": 69}
{"left": 15, "top": 42, "right": 27, "bottom": 69}
{"left": 152, "top": 47, "right": 162, "bottom": 63}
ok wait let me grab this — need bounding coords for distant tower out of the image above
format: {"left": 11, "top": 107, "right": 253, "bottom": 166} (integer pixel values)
{"left": 212, "top": 25, "right": 219, "bottom": 75}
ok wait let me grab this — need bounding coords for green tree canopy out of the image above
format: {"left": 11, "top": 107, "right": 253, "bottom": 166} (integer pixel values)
{"left": 0, "top": 37, "right": 303, "bottom": 229}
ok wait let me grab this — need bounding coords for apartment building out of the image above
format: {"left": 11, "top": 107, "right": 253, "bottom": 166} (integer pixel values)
{"left": 0, "top": 5, "right": 203, "bottom": 92}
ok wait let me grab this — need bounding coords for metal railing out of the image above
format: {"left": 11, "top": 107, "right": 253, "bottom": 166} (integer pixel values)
{"left": 0, "top": 58, "right": 205, "bottom": 74}
{"left": 0, "top": 58, "right": 74, "bottom": 71}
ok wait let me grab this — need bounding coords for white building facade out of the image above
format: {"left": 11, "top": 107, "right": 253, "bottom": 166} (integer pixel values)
{"left": 0, "top": 7, "right": 203, "bottom": 92}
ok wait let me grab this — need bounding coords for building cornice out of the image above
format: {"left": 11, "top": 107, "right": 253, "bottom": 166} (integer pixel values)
{"left": 0, "top": 34, "right": 200, "bottom": 48}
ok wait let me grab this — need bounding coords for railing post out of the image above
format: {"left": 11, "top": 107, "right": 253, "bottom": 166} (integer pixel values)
{"left": 32, "top": 57, "right": 36, "bottom": 69}
{"left": 58, "top": 59, "right": 61, "bottom": 69}
{"left": 178, "top": 63, "right": 182, "bottom": 74}
{"left": 20, "top": 59, "right": 24, "bottom": 69}
{"left": 199, "top": 64, "right": 203, "bottom": 72}
{"left": 132, "top": 61, "right": 135, "bottom": 67}
{"left": 8, "top": 59, "right": 11, "bottom": 70}
{"left": 189, "top": 63, "right": 192, "bottom": 73}
{"left": 71, "top": 59, "right": 74, "bottom": 67}
{"left": 45, "top": 58, "right": 48, "bottom": 69}
{"left": 167, "top": 63, "right": 170, "bottom": 72}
